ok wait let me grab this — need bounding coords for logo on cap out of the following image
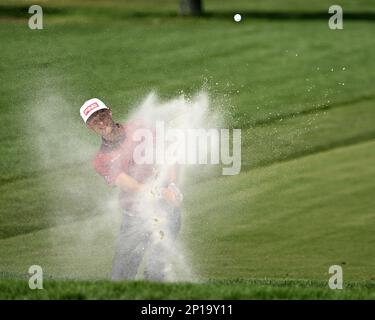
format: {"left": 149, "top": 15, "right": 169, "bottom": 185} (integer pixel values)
{"left": 84, "top": 102, "right": 99, "bottom": 116}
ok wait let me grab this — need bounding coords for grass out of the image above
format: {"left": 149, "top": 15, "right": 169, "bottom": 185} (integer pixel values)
{"left": 185, "top": 140, "right": 375, "bottom": 281}
{"left": 0, "top": 0, "right": 374, "bottom": 299}
{"left": 1, "top": 278, "right": 375, "bottom": 300}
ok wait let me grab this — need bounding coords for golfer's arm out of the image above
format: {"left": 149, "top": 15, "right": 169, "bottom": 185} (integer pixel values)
{"left": 115, "top": 172, "right": 143, "bottom": 192}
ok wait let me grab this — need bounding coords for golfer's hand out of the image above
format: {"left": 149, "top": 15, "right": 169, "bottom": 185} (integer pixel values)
{"left": 163, "top": 183, "right": 183, "bottom": 207}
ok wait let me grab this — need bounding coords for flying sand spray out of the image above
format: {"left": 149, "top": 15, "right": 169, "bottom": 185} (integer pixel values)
{"left": 122, "top": 91, "right": 221, "bottom": 281}
{"left": 28, "top": 89, "right": 240, "bottom": 281}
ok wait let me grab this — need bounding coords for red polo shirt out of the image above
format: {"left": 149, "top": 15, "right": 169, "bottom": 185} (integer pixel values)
{"left": 93, "top": 120, "right": 155, "bottom": 210}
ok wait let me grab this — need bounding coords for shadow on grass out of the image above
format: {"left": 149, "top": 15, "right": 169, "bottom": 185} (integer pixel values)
{"left": 0, "top": 5, "right": 67, "bottom": 18}
{"left": 203, "top": 10, "right": 375, "bottom": 21}
{"left": 1, "top": 5, "right": 375, "bottom": 21}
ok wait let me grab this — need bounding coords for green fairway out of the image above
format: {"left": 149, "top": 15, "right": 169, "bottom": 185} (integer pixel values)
{"left": 0, "top": 0, "right": 374, "bottom": 299}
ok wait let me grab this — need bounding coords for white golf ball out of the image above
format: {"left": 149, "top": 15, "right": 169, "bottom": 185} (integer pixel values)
{"left": 234, "top": 14, "right": 242, "bottom": 22}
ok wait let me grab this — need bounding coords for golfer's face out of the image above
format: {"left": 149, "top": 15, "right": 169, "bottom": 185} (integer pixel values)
{"left": 87, "top": 110, "right": 113, "bottom": 136}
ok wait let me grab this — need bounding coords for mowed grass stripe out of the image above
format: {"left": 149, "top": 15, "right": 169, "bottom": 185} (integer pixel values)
{"left": 241, "top": 98, "right": 375, "bottom": 169}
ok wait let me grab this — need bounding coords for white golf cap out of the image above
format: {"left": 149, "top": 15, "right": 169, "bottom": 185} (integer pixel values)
{"left": 80, "top": 98, "right": 109, "bottom": 123}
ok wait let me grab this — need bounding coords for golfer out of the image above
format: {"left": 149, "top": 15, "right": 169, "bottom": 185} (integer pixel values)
{"left": 80, "top": 98, "right": 183, "bottom": 281}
